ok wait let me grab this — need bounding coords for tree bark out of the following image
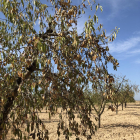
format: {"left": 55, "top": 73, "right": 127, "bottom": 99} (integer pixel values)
{"left": 125, "top": 102, "right": 127, "bottom": 108}
{"left": 116, "top": 102, "right": 118, "bottom": 114}
{"left": 0, "top": 87, "right": 18, "bottom": 139}
{"left": 122, "top": 103, "right": 123, "bottom": 110}
{"left": 98, "top": 114, "right": 101, "bottom": 128}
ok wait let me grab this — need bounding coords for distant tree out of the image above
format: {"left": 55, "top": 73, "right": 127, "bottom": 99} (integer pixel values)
{"left": 120, "top": 83, "right": 139, "bottom": 108}
{"left": 83, "top": 74, "right": 115, "bottom": 128}
{"left": 0, "top": 0, "right": 120, "bottom": 139}
{"left": 109, "top": 75, "right": 139, "bottom": 113}
{"left": 107, "top": 75, "right": 127, "bottom": 114}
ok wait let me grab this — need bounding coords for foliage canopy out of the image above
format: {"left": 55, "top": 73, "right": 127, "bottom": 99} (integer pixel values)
{"left": 0, "top": 0, "right": 120, "bottom": 139}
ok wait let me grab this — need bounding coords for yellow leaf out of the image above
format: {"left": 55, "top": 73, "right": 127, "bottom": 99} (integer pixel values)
{"left": 38, "top": 80, "right": 42, "bottom": 84}
{"left": 90, "top": 51, "right": 93, "bottom": 55}
{"left": 25, "top": 59, "right": 32, "bottom": 66}
{"left": 32, "top": 82, "right": 36, "bottom": 88}
{"left": 28, "top": 39, "right": 32, "bottom": 44}
{"left": 48, "top": 59, "right": 51, "bottom": 64}
{"left": 18, "top": 71, "right": 22, "bottom": 78}
{"left": 96, "top": 5, "right": 98, "bottom": 11}
{"left": 58, "top": 8, "right": 61, "bottom": 13}
{"left": 114, "top": 33, "right": 116, "bottom": 39}
{"left": 34, "top": 38, "right": 39, "bottom": 47}
{"left": 67, "top": 23, "right": 72, "bottom": 27}
{"left": 56, "top": 17, "right": 59, "bottom": 21}
{"left": 77, "top": 54, "right": 80, "bottom": 58}
{"left": 18, "top": 88, "right": 21, "bottom": 93}
{"left": 92, "top": 55, "right": 97, "bottom": 61}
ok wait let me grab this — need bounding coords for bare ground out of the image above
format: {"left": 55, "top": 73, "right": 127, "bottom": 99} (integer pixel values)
{"left": 3, "top": 101, "right": 140, "bottom": 140}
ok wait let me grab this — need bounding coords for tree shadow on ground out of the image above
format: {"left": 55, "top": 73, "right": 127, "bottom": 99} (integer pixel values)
{"left": 102, "top": 124, "right": 140, "bottom": 130}
{"left": 108, "top": 110, "right": 140, "bottom": 116}
{"left": 40, "top": 119, "right": 60, "bottom": 123}
{"left": 118, "top": 112, "right": 140, "bottom": 117}
{"left": 125, "top": 106, "right": 140, "bottom": 109}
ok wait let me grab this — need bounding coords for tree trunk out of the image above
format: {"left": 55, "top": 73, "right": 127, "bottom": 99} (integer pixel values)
{"left": 116, "top": 102, "right": 118, "bottom": 114}
{"left": 122, "top": 103, "right": 123, "bottom": 110}
{"left": 98, "top": 114, "right": 101, "bottom": 128}
{"left": 116, "top": 106, "right": 118, "bottom": 114}
{"left": 0, "top": 87, "right": 19, "bottom": 139}
{"left": 125, "top": 102, "right": 127, "bottom": 108}
{"left": 0, "top": 68, "right": 35, "bottom": 139}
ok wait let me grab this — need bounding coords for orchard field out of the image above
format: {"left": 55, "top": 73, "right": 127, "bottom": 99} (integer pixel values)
{"left": 5, "top": 101, "right": 140, "bottom": 140}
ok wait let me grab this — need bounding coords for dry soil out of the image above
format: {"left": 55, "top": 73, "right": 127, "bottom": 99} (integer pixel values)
{"left": 3, "top": 101, "right": 140, "bottom": 140}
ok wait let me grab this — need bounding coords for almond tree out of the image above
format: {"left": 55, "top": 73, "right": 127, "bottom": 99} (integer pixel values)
{"left": 119, "top": 82, "right": 139, "bottom": 109}
{"left": 107, "top": 75, "right": 128, "bottom": 114}
{"left": 0, "top": 0, "right": 120, "bottom": 139}
{"left": 83, "top": 74, "right": 139, "bottom": 127}
{"left": 109, "top": 75, "right": 139, "bottom": 114}
{"left": 82, "top": 73, "right": 116, "bottom": 128}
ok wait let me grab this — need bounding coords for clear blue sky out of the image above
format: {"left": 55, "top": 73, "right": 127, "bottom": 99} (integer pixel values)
{"left": 0, "top": 0, "right": 140, "bottom": 100}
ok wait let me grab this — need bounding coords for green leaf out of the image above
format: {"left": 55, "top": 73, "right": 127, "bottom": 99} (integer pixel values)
{"left": 35, "top": 84, "right": 38, "bottom": 93}
{"left": 100, "top": 6, "right": 103, "bottom": 12}
{"left": 78, "top": 10, "right": 81, "bottom": 15}
{"left": 100, "top": 24, "right": 102, "bottom": 29}
{"left": 96, "top": 5, "right": 98, "bottom": 11}
{"left": 85, "top": 21, "right": 87, "bottom": 27}
{"left": 97, "top": 16, "right": 98, "bottom": 24}
{"left": 113, "top": 65, "right": 116, "bottom": 70}
{"left": 36, "top": 61, "right": 39, "bottom": 69}
{"left": 114, "top": 32, "right": 116, "bottom": 39}
{"left": 94, "top": 15, "right": 96, "bottom": 23}
{"left": 27, "top": 122, "right": 30, "bottom": 133}
{"left": 41, "top": 4, "right": 48, "bottom": 10}
{"left": 21, "top": 0, "right": 24, "bottom": 7}
{"left": 92, "top": 26, "right": 95, "bottom": 31}
{"left": 82, "top": 9, "right": 85, "bottom": 14}
{"left": 43, "top": 44, "right": 46, "bottom": 53}
{"left": 112, "top": 35, "right": 114, "bottom": 41}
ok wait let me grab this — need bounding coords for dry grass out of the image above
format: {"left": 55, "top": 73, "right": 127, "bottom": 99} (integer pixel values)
{"left": 3, "top": 101, "right": 140, "bottom": 140}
